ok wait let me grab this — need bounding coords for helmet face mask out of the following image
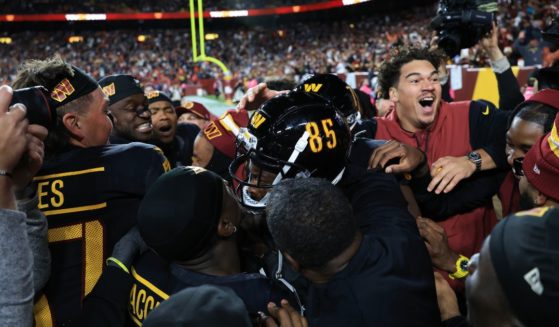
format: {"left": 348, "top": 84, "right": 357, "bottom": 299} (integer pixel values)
{"left": 229, "top": 148, "right": 316, "bottom": 209}
{"left": 229, "top": 91, "right": 351, "bottom": 209}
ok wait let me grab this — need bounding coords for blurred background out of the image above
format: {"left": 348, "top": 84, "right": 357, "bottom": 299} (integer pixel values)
{"left": 0, "top": 0, "right": 557, "bottom": 112}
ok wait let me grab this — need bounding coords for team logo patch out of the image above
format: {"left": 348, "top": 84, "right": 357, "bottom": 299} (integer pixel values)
{"left": 549, "top": 124, "right": 559, "bottom": 158}
{"left": 184, "top": 101, "right": 194, "bottom": 109}
{"left": 153, "top": 146, "right": 171, "bottom": 172}
{"left": 524, "top": 267, "right": 544, "bottom": 295}
{"left": 204, "top": 122, "right": 222, "bottom": 140}
{"left": 533, "top": 164, "right": 541, "bottom": 175}
{"left": 50, "top": 78, "right": 76, "bottom": 103}
{"left": 146, "top": 91, "right": 160, "bottom": 99}
{"left": 102, "top": 83, "right": 116, "bottom": 97}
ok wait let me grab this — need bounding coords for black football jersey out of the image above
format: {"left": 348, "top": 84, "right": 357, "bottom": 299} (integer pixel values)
{"left": 33, "top": 143, "right": 169, "bottom": 326}
{"left": 128, "top": 250, "right": 299, "bottom": 325}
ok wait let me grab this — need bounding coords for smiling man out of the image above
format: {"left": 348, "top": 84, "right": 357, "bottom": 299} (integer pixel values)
{"left": 374, "top": 47, "right": 512, "bottom": 288}
{"left": 98, "top": 74, "right": 153, "bottom": 144}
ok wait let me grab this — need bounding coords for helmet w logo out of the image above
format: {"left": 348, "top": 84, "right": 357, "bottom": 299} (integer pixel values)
{"left": 304, "top": 83, "right": 323, "bottom": 93}
{"left": 50, "top": 78, "right": 76, "bottom": 103}
{"left": 251, "top": 112, "right": 266, "bottom": 129}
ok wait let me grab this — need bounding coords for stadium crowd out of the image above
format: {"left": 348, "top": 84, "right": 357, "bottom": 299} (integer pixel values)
{"left": 0, "top": 0, "right": 557, "bottom": 95}
{"left": 1, "top": 0, "right": 559, "bottom": 326}
{"left": 0, "top": 0, "right": 323, "bottom": 14}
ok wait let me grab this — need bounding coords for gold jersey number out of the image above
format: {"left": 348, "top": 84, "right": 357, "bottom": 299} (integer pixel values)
{"left": 305, "top": 118, "right": 337, "bottom": 153}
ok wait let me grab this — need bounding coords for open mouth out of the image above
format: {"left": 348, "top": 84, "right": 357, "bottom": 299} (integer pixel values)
{"left": 419, "top": 96, "right": 435, "bottom": 108}
{"left": 158, "top": 125, "right": 172, "bottom": 133}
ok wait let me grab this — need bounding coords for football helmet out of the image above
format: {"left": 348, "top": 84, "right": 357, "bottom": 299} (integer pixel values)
{"left": 229, "top": 91, "right": 351, "bottom": 209}
{"left": 295, "top": 74, "right": 362, "bottom": 128}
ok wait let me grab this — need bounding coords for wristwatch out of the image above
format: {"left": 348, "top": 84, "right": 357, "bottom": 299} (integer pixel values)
{"left": 449, "top": 255, "right": 470, "bottom": 280}
{"left": 467, "top": 151, "right": 482, "bottom": 172}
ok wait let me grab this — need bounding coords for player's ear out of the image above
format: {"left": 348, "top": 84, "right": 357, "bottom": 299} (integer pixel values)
{"left": 62, "top": 112, "right": 84, "bottom": 140}
{"left": 389, "top": 87, "right": 398, "bottom": 102}
{"left": 217, "top": 219, "right": 237, "bottom": 238}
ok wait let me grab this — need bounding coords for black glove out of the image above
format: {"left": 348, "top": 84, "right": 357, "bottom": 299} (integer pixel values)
{"left": 108, "top": 227, "right": 148, "bottom": 273}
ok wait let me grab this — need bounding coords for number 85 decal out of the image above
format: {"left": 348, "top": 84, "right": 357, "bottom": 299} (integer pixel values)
{"left": 305, "top": 118, "right": 337, "bottom": 153}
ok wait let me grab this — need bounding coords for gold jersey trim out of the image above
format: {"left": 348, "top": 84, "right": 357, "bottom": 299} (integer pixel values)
{"left": 34, "top": 167, "right": 105, "bottom": 181}
{"left": 131, "top": 267, "right": 170, "bottom": 301}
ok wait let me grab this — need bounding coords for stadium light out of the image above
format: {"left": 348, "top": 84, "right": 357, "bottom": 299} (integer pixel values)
{"left": 205, "top": 33, "right": 219, "bottom": 41}
{"left": 0, "top": 37, "right": 12, "bottom": 44}
{"left": 65, "top": 14, "right": 107, "bottom": 21}
{"left": 1, "top": 0, "right": 376, "bottom": 23}
{"left": 209, "top": 10, "right": 248, "bottom": 18}
{"left": 68, "top": 36, "right": 84, "bottom": 43}
{"left": 342, "top": 0, "right": 370, "bottom": 5}
{"left": 137, "top": 35, "right": 148, "bottom": 42}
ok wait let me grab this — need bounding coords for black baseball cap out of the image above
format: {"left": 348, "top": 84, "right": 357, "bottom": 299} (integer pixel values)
{"left": 98, "top": 74, "right": 143, "bottom": 105}
{"left": 146, "top": 90, "right": 173, "bottom": 105}
{"left": 490, "top": 206, "right": 559, "bottom": 327}
{"left": 137, "top": 166, "right": 224, "bottom": 261}
{"left": 143, "top": 285, "right": 251, "bottom": 327}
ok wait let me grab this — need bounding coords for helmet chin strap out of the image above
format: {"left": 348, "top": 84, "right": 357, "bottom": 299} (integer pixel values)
{"left": 271, "top": 131, "right": 311, "bottom": 186}
{"left": 347, "top": 111, "right": 361, "bottom": 130}
{"left": 274, "top": 251, "right": 305, "bottom": 316}
{"left": 331, "top": 167, "right": 345, "bottom": 185}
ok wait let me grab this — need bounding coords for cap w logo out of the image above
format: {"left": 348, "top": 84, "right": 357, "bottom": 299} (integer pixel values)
{"left": 102, "top": 83, "right": 116, "bottom": 97}
{"left": 50, "top": 78, "right": 76, "bottom": 103}
{"left": 304, "top": 83, "right": 323, "bottom": 93}
{"left": 146, "top": 91, "right": 160, "bottom": 99}
{"left": 204, "top": 122, "right": 222, "bottom": 140}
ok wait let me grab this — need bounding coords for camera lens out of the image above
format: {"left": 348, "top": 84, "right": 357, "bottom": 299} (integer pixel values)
{"left": 9, "top": 86, "right": 56, "bottom": 129}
